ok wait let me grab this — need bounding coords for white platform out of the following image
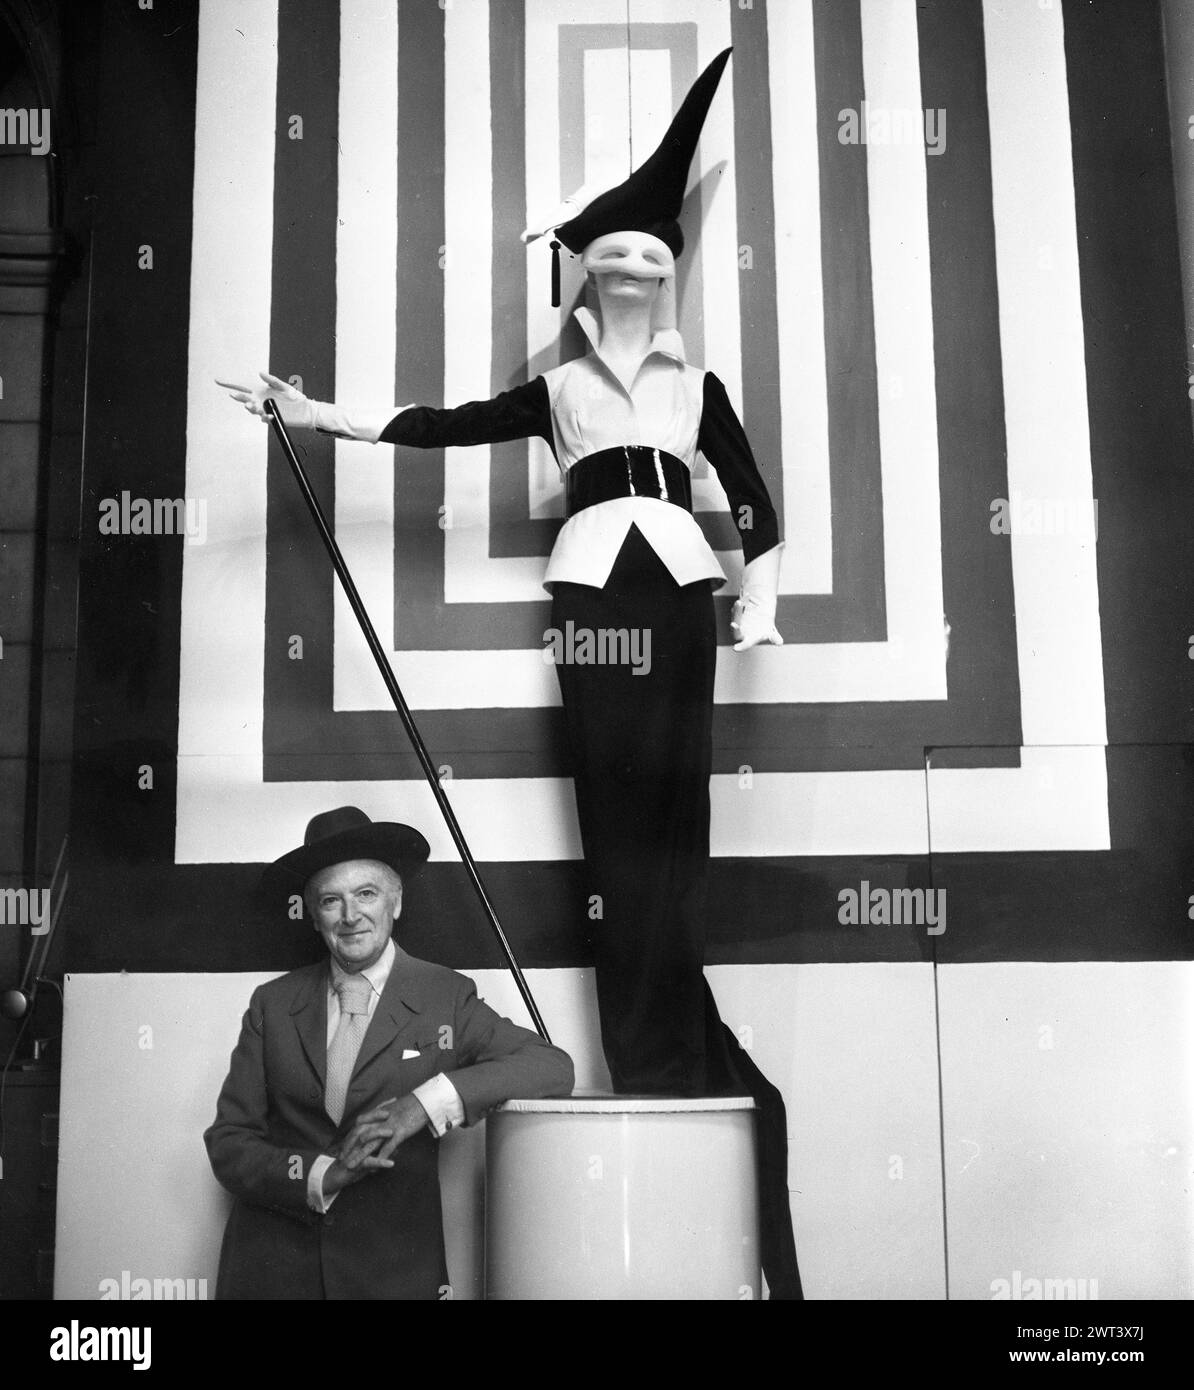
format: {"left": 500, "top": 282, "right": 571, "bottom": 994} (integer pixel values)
{"left": 486, "top": 1094, "right": 760, "bottom": 1300}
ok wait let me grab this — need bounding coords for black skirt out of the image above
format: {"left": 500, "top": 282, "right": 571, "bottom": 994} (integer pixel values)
{"left": 551, "top": 523, "right": 716, "bottom": 1093}
{"left": 550, "top": 523, "right": 803, "bottom": 1297}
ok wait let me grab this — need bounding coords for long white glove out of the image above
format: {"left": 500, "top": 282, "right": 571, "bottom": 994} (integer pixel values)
{"left": 731, "top": 542, "right": 785, "bottom": 652}
{"left": 216, "top": 371, "right": 405, "bottom": 444}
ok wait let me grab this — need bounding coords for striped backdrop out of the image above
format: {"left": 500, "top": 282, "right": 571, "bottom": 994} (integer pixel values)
{"left": 68, "top": 0, "right": 1193, "bottom": 972}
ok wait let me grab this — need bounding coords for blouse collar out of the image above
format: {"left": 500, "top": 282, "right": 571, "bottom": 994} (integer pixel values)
{"left": 573, "top": 305, "right": 686, "bottom": 367}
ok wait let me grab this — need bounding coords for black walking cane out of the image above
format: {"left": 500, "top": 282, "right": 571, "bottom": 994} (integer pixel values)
{"left": 263, "top": 399, "right": 551, "bottom": 1043}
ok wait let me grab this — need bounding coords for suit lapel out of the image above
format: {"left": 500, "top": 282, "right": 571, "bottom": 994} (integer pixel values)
{"left": 290, "top": 963, "right": 329, "bottom": 1087}
{"left": 349, "top": 946, "right": 426, "bottom": 1082}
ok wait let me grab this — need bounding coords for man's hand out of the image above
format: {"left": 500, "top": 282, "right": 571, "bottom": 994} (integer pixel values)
{"left": 337, "top": 1094, "right": 429, "bottom": 1171}
{"left": 321, "top": 1154, "right": 389, "bottom": 1196}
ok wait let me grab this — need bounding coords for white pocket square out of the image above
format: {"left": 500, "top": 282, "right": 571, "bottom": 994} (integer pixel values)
{"left": 401, "top": 1048, "right": 421, "bottom": 1060}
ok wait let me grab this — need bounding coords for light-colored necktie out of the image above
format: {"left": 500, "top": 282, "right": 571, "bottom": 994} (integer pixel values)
{"left": 325, "top": 973, "right": 373, "bottom": 1124}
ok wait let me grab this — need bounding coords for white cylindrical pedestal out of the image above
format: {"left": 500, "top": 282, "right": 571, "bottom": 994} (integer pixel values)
{"left": 485, "top": 1095, "right": 760, "bottom": 1300}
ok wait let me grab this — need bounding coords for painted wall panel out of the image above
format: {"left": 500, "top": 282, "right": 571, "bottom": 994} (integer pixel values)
{"left": 56, "top": 964, "right": 946, "bottom": 1299}
{"left": 938, "top": 962, "right": 1194, "bottom": 1300}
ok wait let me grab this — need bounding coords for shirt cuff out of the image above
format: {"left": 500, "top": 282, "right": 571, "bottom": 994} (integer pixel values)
{"left": 413, "top": 1073, "right": 466, "bottom": 1138}
{"left": 307, "top": 1153, "right": 338, "bottom": 1214}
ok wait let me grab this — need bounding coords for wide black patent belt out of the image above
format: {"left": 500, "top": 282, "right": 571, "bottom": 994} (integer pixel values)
{"left": 564, "top": 446, "right": 693, "bottom": 518}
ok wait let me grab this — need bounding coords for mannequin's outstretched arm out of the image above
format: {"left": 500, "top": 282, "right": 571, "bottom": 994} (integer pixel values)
{"left": 216, "top": 372, "right": 553, "bottom": 451}
{"left": 215, "top": 372, "right": 405, "bottom": 443}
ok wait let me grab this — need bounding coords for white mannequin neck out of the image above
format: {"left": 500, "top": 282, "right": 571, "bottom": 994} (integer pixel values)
{"left": 592, "top": 283, "right": 658, "bottom": 391}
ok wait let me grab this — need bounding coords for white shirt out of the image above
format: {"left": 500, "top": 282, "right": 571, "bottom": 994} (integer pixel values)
{"left": 307, "top": 939, "right": 464, "bottom": 1214}
{"left": 540, "top": 309, "right": 728, "bottom": 590}
{"left": 381, "top": 306, "right": 780, "bottom": 590}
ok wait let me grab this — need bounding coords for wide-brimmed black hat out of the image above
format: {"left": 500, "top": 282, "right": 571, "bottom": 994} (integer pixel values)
{"left": 262, "top": 806, "right": 430, "bottom": 898}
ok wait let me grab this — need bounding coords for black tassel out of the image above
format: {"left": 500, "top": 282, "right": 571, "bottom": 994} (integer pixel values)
{"left": 550, "top": 239, "right": 561, "bottom": 308}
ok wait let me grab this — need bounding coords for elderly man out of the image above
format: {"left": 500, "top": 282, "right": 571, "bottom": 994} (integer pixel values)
{"left": 204, "top": 806, "right": 574, "bottom": 1300}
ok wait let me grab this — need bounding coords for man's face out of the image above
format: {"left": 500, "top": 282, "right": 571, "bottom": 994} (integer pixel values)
{"left": 306, "top": 858, "right": 402, "bottom": 973}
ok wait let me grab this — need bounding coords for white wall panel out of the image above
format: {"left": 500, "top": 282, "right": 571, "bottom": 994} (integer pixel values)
{"left": 939, "top": 962, "right": 1194, "bottom": 1300}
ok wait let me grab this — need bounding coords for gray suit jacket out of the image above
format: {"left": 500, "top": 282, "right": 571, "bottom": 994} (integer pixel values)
{"left": 204, "top": 946, "right": 573, "bottom": 1299}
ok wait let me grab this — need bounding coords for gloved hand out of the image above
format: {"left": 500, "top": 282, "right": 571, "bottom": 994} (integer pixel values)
{"left": 215, "top": 372, "right": 399, "bottom": 444}
{"left": 216, "top": 371, "right": 317, "bottom": 426}
{"left": 731, "top": 596, "right": 783, "bottom": 650}
{"left": 731, "top": 543, "right": 785, "bottom": 652}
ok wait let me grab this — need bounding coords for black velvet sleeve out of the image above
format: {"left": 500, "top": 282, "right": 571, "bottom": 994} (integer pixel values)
{"left": 697, "top": 372, "right": 781, "bottom": 565}
{"left": 379, "top": 376, "right": 554, "bottom": 453}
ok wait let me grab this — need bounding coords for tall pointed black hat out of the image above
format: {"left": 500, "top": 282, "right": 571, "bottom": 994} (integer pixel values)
{"left": 554, "top": 46, "right": 733, "bottom": 260}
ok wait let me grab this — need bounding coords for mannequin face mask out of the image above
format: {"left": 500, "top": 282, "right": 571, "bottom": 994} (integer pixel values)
{"left": 581, "top": 231, "right": 676, "bottom": 284}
